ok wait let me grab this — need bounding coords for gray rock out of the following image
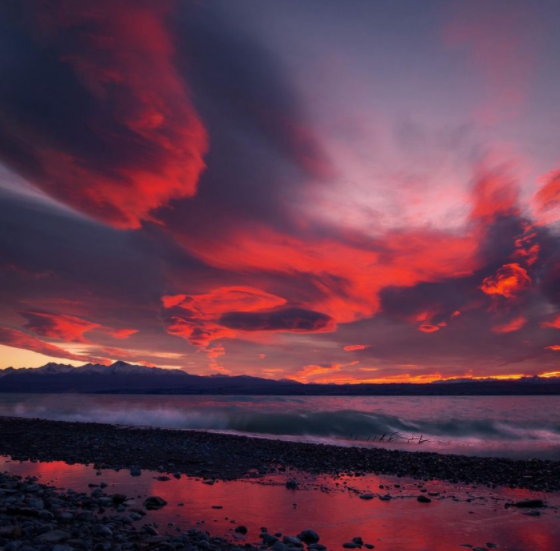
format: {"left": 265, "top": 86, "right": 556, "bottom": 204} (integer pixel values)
{"left": 263, "top": 533, "right": 279, "bottom": 547}
{"left": 38, "top": 510, "right": 54, "bottom": 521}
{"left": 283, "top": 536, "right": 303, "bottom": 547}
{"left": 143, "top": 496, "right": 168, "bottom": 510}
{"left": 510, "top": 499, "right": 545, "bottom": 508}
{"left": 297, "top": 530, "right": 320, "bottom": 544}
{"left": 26, "top": 497, "right": 44, "bottom": 509}
{"left": 98, "top": 526, "right": 113, "bottom": 537}
{"left": 285, "top": 479, "right": 298, "bottom": 490}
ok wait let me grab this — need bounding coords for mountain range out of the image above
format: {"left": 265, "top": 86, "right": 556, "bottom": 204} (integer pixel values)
{"left": 1, "top": 361, "right": 560, "bottom": 395}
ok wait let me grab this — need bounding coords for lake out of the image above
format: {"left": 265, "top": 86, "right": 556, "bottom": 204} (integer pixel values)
{"left": 1, "top": 394, "right": 559, "bottom": 460}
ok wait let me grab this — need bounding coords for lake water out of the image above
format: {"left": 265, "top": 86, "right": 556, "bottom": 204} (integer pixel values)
{"left": 1, "top": 394, "right": 559, "bottom": 460}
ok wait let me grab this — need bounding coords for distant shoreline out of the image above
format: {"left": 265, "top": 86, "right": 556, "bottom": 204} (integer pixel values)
{"left": 3, "top": 361, "right": 560, "bottom": 395}
{"left": 2, "top": 386, "right": 560, "bottom": 395}
{"left": 1, "top": 416, "right": 559, "bottom": 492}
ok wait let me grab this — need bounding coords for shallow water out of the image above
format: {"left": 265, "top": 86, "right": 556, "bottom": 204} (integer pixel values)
{"left": 1, "top": 456, "right": 559, "bottom": 551}
{"left": 1, "top": 394, "right": 560, "bottom": 459}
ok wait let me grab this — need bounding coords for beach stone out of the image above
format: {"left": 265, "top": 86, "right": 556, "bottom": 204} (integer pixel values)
{"left": 38, "top": 510, "right": 54, "bottom": 521}
{"left": 26, "top": 497, "right": 44, "bottom": 509}
{"left": 235, "top": 526, "right": 248, "bottom": 535}
{"left": 352, "top": 537, "right": 363, "bottom": 545}
{"left": 143, "top": 496, "right": 167, "bottom": 510}
{"left": 35, "top": 530, "right": 71, "bottom": 543}
{"left": 263, "top": 533, "right": 279, "bottom": 546}
{"left": 417, "top": 495, "right": 431, "bottom": 503}
{"left": 511, "top": 499, "right": 545, "bottom": 508}
{"left": 297, "top": 530, "right": 320, "bottom": 544}
{"left": 129, "top": 468, "right": 141, "bottom": 477}
{"left": 359, "top": 493, "right": 374, "bottom": 500}
{"left": 283, "top": 536, "right": 303, "bottom": 547}
{"left": 98, "top": 526, "right": 112, "bottom": 537}
{"left": 285, "top": 479, "right": 298, "bottom": 490}
{"left": 343, "top": 543, "right": 360, "bottom": 549}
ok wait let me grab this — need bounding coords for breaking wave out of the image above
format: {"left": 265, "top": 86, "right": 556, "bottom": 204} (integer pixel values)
{"left": 2, "top": 395, "right": 560, "bottom": 459}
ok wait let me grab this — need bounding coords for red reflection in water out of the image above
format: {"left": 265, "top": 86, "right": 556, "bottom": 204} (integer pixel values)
{"left": 1, "top": 457, "right": 559, "bottom": 551}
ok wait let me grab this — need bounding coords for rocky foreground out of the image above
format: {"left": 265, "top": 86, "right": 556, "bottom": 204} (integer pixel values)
{"left": 0, "top": 471, "right": 341, "bottom": 551}
{"left": 0, "top": 417, "right": 559, "bottom": 492}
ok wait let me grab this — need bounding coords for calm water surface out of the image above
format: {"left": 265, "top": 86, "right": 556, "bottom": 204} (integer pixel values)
{"left": 1, "top": 394, "right": 560, "bottom": 459}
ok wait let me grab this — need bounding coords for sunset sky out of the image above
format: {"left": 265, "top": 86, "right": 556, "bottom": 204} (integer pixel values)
{"left": 1, "top": 0, "right": 560, "bottom": 383}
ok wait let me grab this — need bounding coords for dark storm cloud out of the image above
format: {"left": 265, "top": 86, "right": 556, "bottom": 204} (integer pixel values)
{"left": 220, "top": 307, "right": 335, "bottom": 333}
{"left": 172, "top": 4, "right": 334, "bottom": 181}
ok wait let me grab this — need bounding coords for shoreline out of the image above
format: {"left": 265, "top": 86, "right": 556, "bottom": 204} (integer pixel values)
{"left": 1, "top": 416, "right": 559, "bottom": 492}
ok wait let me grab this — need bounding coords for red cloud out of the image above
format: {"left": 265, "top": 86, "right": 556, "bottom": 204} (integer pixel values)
{"left": 480, "top": 263, "right": 531, "bottom": 298}
{"left": 0, "top": 326, "right": 110, "bottom": 364}
{"left": 108, "top": 328, "right": 139, "bottom": 340}
{"left": 534, "top": 169, "right": 560, "bottom": 226}
{"left": 542, "top": 314, "right": 560, "bottom": 329}
{"left": 545, "top": 345, "right": 560, "bottom": 351}
{"left": 2, "top": 0, "right": 207, "bottom": 229}
{"left": 174, "top": 224, "right": 480, "bottom": 324}
{"left": 470, "top": 168, "right": 518, "bottom": 222}
{"left": 162, "top": 286, "right": 286, "bottom": 345}
{"left": 163, "top": 287, "right": 287, "bottom": 317}
{"left": 290, "top": 363, "right": 341, "bottom": 383}
{"left": 343, "top": 344, "right": 369, "bottom": 351}
{"left": 20, "top": 311, "right": 100, "bottom": 343}
{"left": 492, "top": 316, "right": 526, "bottom": 334}
{"left": 419, "top": 324, "right": 441, "bottom": 333}
{"left": 162, "top": 286, "right": 334, "bottom": 347}
{"left": 19, "top": 310, "right": 138, "bottom": 344}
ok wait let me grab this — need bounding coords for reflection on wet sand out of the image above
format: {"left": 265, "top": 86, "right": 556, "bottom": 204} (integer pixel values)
{"left": 1, "top": 457, "right": 558, "bottom": 551}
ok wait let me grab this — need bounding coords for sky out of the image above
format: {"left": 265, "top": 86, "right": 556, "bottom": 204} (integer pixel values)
{"left": 1, "top": 0, "right": 560, "bottom": 383}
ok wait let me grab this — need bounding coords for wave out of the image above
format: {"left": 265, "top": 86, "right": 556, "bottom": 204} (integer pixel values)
{"left": 3, "top": 400, "right": 560, "bottom": 446}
